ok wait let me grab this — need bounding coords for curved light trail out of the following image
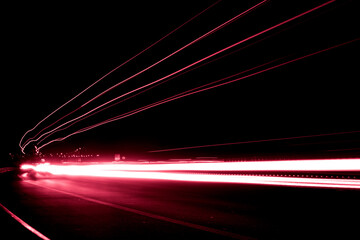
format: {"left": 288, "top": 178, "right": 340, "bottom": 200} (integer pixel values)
{"left": 36, "top": 56, "right": 283, "bottom": 147}
{"left": 37, "top": 37, "right": 358, "bottom": 151}
{"left": 25, "top": 0, "right": 336, "bottom": 151}
{"left": 21, "top": 0, "right": 268, "bottom": 153}
{"left": 19, "top": 0, "right": 224, "bottom": 153}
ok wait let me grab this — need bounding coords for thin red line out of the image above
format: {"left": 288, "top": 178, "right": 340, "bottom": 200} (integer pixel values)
{"left": 78, "top": 0, "right": 268, "bottom": 108}
{"left": 38, "top": 0, "right": 341, "bottom": 150}
{"left": 37, "top": 56, "right": 282, "bottom": 146}
{"left": 25, "top": 181, "right": 254, "bottom": 240}
{"left": 149, "top": 130, "right": 360, "bottom": 153}
{"left": 23, "top": 0, "right": 269, "bottom": 151}
{"left": 37, "top": 37, "right": 358, "bottom": 151}
{"left": 0, "top": 202, "right": 50, "bottom": 240}
{"left": 19, "top": 0, "right": 223, "bottom": 152}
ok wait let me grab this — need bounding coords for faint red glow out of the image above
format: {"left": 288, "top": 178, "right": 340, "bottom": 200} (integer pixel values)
{"left": 21, "top": 159, "right": 360, "bottom": 189}
{"left": 150, "top": 129, "right": 360, "bottom": 153}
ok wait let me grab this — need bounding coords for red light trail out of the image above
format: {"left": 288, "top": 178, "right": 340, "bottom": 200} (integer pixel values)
{"left": 0, "top": 203, "right": 50, "bottom": 240}
{"left": 149, "top": 129, "right": 360, "bottom": 153}
{"left": 21, "top": 159, "right": 360, "bottom": 172}
{"left": 22, "top": 0, "right": 340, "bottom": 152}
{"left": 35, "top": 56, "right": 283, "bottom": 148}
{"left": 18, "top": 0, "right": 224, "bottom": 153}
{"left": 21, "top": 159, "right": 360, "bottom": 189}
{"left": 8, "top": 2, "right": 359, "bottom": 239}
{"left": 20, "top": 0, "right": 268, "bottom": 153}
{"left": 36, "top": 37, "right": 358, "bottom": 151}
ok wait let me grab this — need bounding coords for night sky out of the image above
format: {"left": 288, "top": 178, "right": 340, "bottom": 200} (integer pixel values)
{"left": 3, "top": 0, "right": 359, "bottom": 160}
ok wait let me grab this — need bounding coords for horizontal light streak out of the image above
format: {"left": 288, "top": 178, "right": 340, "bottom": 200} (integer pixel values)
{"left": 21, "top": 159, "right": 360, "bottom": 189}
{"left": 21, "top": 159, "right": 360, "bottom": 172}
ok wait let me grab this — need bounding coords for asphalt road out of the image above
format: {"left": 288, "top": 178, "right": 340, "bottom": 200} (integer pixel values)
{"left": 1, "top": 174, "right": 360, "bottom": 240}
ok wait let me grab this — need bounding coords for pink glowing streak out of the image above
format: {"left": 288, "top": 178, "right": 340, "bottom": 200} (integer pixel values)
{"left": 35, "top": 44, "right": 283, "bottom": 147}
{"left": 31, "top": 0, "right": 334, "bottom": 150}
{"left": 22, "top": 0, "right": 267, "bottom": 152}
{"left": 22, "top": 0, "right": 269, "bottom": 151}
{"left": 78, "top": 0, "right": 268, "bottom": 107}
{"left": 150, "top": 132, "right": 360, "bottom": 153}
{"left": 19, "top": 0, "right": 223, "bottom": 152}
{"left": 21, "top": 159, "right": 360, "bottom": 172}
{"left": 37, "top": 37, "right": 358, "bottom": 150}
{"left": 0, "top": 203, "right": 50, "bottom": 240}
{"left": 36, "top": 57, "right": 282, "bottom": 147}
{"left": 36, "top": 28, "right": 295, "bottom": 146}
{"left": 21, "top": 160, "right": 360, "bottom": 189}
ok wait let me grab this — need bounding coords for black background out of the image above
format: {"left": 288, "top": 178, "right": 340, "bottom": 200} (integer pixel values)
{"left": 2, "top": 0, "right": 359, "bottom": 160}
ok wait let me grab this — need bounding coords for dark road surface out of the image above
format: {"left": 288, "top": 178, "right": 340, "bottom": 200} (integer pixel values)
{"left": 1, "top": 175, "right": 360, "bottom": 240}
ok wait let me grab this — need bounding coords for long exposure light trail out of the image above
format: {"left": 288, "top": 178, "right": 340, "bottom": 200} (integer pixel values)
{"left": 21, "top": 159, "right": 360, "bottom": 172}
{"left": 0, "top": 203, "right": 50, "bottom": 240}
{"left": 150, "top": 130, "right": 360, "bottom": 153}
{"left": 37, "top": 37, "right": 358, "bottom": 151}
{"left": 21, "top": 159, "right": 360, "bottom": 189}
{"left": 28, "top": 0, "right": 336, "bottom": 151}
{"left": 36, "top": 57, "right": 283, "bottom": 147}
{"left": 19, "top": 0, "right": 224, "bottom": 153}
{"left": 21, "top": 0, "right": 268, "bottom": 152}
{"left": 77, "top": 0, "right": 268, "bottom": 108}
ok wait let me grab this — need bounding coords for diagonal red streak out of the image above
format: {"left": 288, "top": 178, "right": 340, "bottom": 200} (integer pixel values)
{"left": 0, "top": 202, "right": 50, "bottom": 240}
{"left": 37, "top": 36, "right": 358, "bottom": 151}
{"left": 35, "top": 0, "right": 338, "bottom": 150}
{"left": 36, "top": 56, "right": 281, "bottom": 146}
{"left": 24, "top": 180, "right": 255, "bottom": 240}
{"left": 19, "top": 0, "right": 224, "bottom": 152}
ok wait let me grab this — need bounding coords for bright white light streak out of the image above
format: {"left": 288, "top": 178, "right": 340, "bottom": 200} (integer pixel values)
{"left": 21, "top": 159, "right": 360, "bottom": 172}
{"left": 26, "top": 168, "right": 360, "bottom": 189}
{"left": 21, "top": 159, "right": 360, "bottom": 189}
